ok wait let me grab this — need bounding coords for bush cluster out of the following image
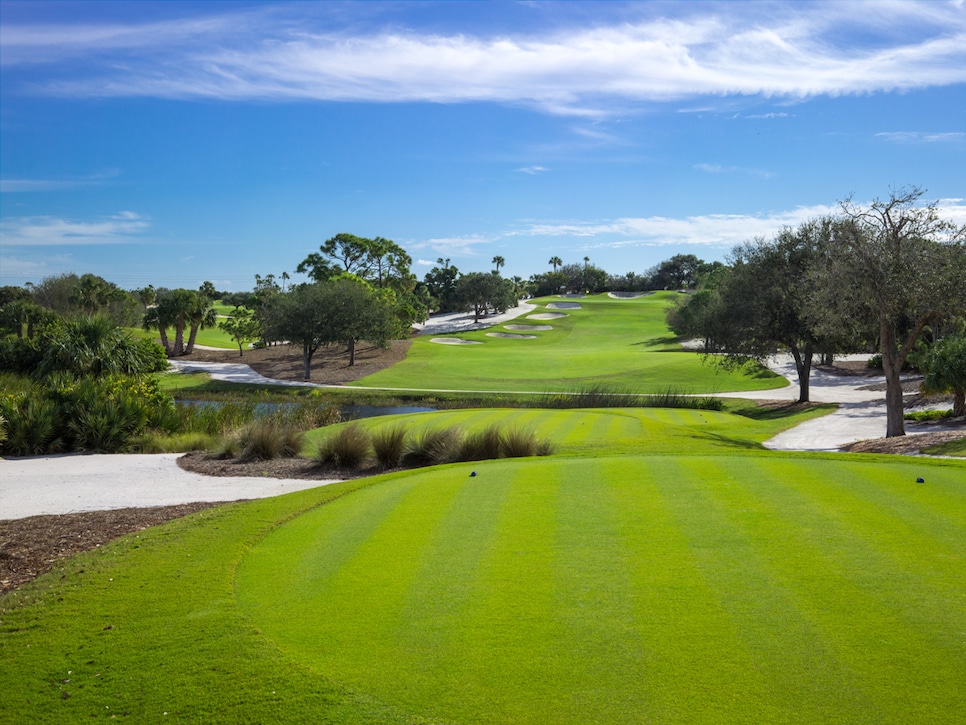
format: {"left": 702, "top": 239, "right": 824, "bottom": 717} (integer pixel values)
{"left": 0, "top": 372, "right": 177, "bottom": 455}
{"left": 317, "top": 422, "right": 554, "bottom": 472}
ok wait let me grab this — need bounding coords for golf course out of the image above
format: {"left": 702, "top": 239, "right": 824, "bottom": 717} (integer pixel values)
{"left": 353, "top": 292, "right": 787, "bottom": 393}
{"left": 2, "top": 295, "right": 964, "bottom": 724}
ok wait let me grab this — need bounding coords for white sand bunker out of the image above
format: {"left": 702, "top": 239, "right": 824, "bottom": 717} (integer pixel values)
{"left": 560, "top": 293, "right": 587, "bottom": 298}
{"left": 527, "top": 312, "right": 568, "bottom": 320}
{"left": 486, "top": 332, "right": 537, "bottom": 339}
{"left": 505, "top": 324, "right": 552, "bottom": 331}
{"left": 430, "top": 337, "right": 483, "bottom": 345}
{"left": 607, "top": 291, "right": 650, "bottom": 299}
{"left": 547, "top": 301, "right": 582, "bottom": 309}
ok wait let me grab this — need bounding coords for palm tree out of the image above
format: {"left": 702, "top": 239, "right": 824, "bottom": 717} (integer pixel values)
{"left": 184, "top": 292, "right": 218, "bottom": 355}
{"left": 144, "top": 288, "right": 197, "bottom": 357}
{"left": 492, "top": 255, "right": 505, "bottom": 274}
{"left": 549, "top": 256, "right": 563, "bottom": 272}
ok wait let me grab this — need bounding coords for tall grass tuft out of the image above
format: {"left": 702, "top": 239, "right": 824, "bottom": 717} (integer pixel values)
{"left": 500, "top": 427, "right": 552, "bottom": 458}
{"left": 317, "top": 423, "right": 371, "bottom": 469}
{"left": 459, "top": 425, "right": 504, "bottom": 461}
{"left": 136, "top": 432, "right": 216, "bottom": 453}
{"left": 405, "top": 427, "right": 463, "bottom": 467}
{"left": 371, "top": 425, "right": 407, "bottom": 470}
{"left": 233, "top": 419, "right": 304, "bottom": 462}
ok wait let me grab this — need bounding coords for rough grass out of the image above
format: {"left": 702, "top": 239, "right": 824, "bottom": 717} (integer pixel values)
{"left": 317, "top": 423, "right": 371, "bottom": 469}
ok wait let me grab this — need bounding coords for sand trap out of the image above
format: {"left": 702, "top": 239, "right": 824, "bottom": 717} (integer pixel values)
{"left": 505, "top": 324, "right": 552, "bottom": 331}
{"left": 560, "top": 293, "right": 587, "bottom": 298}
{"left": 486, "top": 332, "right": 537, "bottom": 339}
{"left": 547, "top": 302, "right": 582, "bottom": 310}
{"left": 527, "top": 312, "right": 568, "bottom": 320}
{"left": 430, "top": 337, "right": 483, "bottom": 345}
{"left": 607, "top": 291, "right": 651, "bottom": 299}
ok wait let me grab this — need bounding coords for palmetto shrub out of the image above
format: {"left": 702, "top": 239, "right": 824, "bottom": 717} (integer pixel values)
{"left": 0, "top": 395, "right": 63, "bottom": 456}
{"left": 317, "top": 423, "right": 371, "bottom": 469}
{"left": 371, "top": 424, "right": 407, "bottom": 470}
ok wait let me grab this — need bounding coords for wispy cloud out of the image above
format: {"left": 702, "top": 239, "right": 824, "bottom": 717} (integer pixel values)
{"left": 0, "top": 170, "right": 122, "bottom": 193}
{"left": 411, "top": 234, "right": 492, "bottom": 257}
{"left": 745, "top": 112, "right": 790, "bottom": 119}
{"left": 517, "top": 166, "right": 548, "bottom": 175}
{"left": 2, "top": 3, "right": 964, "bottom": 115}
{"left": 508, "top": 205, "right": 839, "bottom": 247}
{"left": 694, "top": 163, "right": 774, "bottom": 179}
{"left": 506, "top": 198, "right": 966, "bottom": 249}
{"left": 0, "top": 211, "right": 150, "bottom": 246}
{"left": 875, "top": 131, "right": 966, "bottom": 144}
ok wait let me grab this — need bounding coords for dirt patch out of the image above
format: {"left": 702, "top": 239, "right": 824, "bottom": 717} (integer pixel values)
{"left": 173, "top": 338, "right": 412, "bottom": 384}
{"left": 0, "top": 502, "right": 227, "bottom": 594}
{"left": 176, "top": 450, "right": 346, "bottom": 481}
{"left": 842, "top": 428, "right": 966, "bottom": 455}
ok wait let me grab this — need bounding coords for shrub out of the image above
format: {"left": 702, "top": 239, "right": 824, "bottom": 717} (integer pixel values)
{"left": 500, "top": 427, "right": 541, "bottom": 458}
{"left": 234, "top": 419, "right": 304, "bottom": 462}
{"left": 317, "top": 423, "right": 371, "bottom": 469}
{"left": 0, "top": 395, "right": 63, "bottom": 456}
{"left": 459, "top": 425, "right": 504, "bottom": 461}
{"left": 371, "top": 425, "right": 407, "bottom": 470}
{"left": 404, "top": 427, "right": 463, "bottom": 467}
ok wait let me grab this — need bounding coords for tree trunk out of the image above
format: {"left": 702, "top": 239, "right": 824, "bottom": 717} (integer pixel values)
{"left": 173, "top": 321, "right": 185, "bottom": 357}
{"left": 790, "top": 345, "right": 813, "bottom": 403}
{"left": 954, "top": 390, "right": 965, "bottom": 418}
{"left": 348, "top": 337, "right": 356, "bottom": 366}
{"left": 302, "top": 345, "right": 313, "bottom": 381}
{"left": 158, "top": 327, "right": 172, "bottom": 358}
{"left": 880, "top": 320, "right": 906, "bottom": 437}
{"left": 237, "top": 343, "right": 244, "bottom": 357}
{"left": 185, "top": 323, "right": 200, "bottom": 354}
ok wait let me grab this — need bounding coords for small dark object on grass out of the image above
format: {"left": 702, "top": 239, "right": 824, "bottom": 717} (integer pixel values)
{"left": 470, "top": 471, "right": 477, "bottom": 477}
{"left": 917, "top": 477, "right": 925, "bottom": 483}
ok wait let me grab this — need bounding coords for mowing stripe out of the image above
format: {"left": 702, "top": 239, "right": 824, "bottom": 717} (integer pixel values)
{"left": 667, "top": 457, "right": 883, "bottom": 722}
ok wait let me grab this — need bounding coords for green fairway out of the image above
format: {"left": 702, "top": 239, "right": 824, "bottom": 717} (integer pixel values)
{"left": 131, "top": 324, "right": 237, "bottom": 350}
{"left": 236, "top": 455, "right": 966, "bottom": 724}
{"left": 352, "top": 292, "right": 787, "bottom": 393}
{"left": 2, "top": 442, "right": 963, "bottom": 724}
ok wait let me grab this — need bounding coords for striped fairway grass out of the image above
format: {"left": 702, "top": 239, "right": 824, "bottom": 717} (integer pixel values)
{"left": 304, "top": 405, "right": 836, "bottom": 457}
{"left": 353, "top": 292, "right": 787, "bottom": 394}
{"left": 234, "top": 454, "right": 966, "bottom": 724}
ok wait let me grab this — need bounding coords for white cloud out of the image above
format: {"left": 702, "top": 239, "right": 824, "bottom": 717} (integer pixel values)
{"left": 3, "top": 3, "right": 964, "bottom": 115}
{"left": 506, "top": 198, "right": 966, "bottom": 249}
{"left": 0, "top": 211, "right": 150, "bottom": 246}
{"left": 509, "top": 205, "right": 840, "bottom": 247}
{"left": 415, "top": 258, "right": 437, "bottom": 267}
{"left": 875, "top": 131, "right": 966, "bottom": 143}
{"left": 517, "top": 166, "right": 548, "bottom": 175}
{"left": 411, "top": 234, "right": 492, "bottom": 257}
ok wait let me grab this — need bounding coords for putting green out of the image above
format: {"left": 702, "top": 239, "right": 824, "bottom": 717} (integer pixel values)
{"left": 353, "top": 292, "right": 787, "bottom": 393}
{"left": 235, "top": 454, "right": 966, "bottom": 724}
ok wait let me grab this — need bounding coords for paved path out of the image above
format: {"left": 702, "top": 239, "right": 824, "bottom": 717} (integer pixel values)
{"left": 0, "top": 454, "right": 338, "bottom": 520}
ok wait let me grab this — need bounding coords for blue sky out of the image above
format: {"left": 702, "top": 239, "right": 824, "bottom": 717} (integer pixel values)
{"left": 1, "top": 0, "right": 964, "bottom": 291}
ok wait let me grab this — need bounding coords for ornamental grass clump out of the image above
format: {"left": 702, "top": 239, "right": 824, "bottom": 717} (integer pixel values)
{"left": 500, "top": 426, "right": 555, "bottom": 458}
{"left": 317, "top": 423, "right": 371, "bottom": 469}
{"left": 404, "top": 426, "right": 463, "bottom": 467}
{"left": 459, "top": 425, "right": 504, "bottom": 461}
{"left": 234, "top": 419, "right": 304, "bottom": 462}
{"left": 371, "top": 424, "right": 407, "bottom": 470}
